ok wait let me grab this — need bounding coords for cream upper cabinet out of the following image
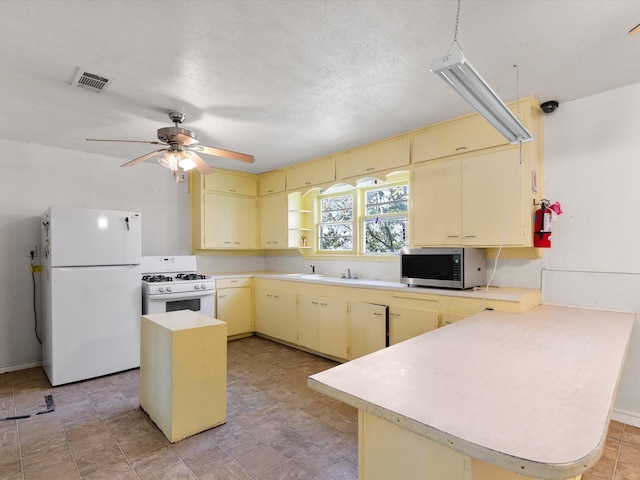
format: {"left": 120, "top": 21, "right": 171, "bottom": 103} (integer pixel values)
{"left": 411, "top": 97, "right": 540, "bottom": 164}
{"left": 259, "top": 192, "right": 288, "bottom": 249}
{"left": 204, "top": 170, "right": 257, "bottom": 196}
{"left": 411, "top": 158, "right": 462, "bottom": 246}
{"left": 259, "top": 171, "right": 286, "bottom": 196}
{"left": 388, "top": 306, "right": 438, "bottom": 345}
{"left": 461, "top": 148, "right": 526, "bottom": 246}
{"left": 348, "top": 302, "right": 387, "bottom": 360}
{"left": 191, "top": 170, "right": 258, "bottom": 251}
{"left": 216, "top": 278, "right": 253, "bottom": 337}
{"left": 412, "top": 147, "right": 534, "bottom": 247}
{"left": 286, "top": 156, "right": 335, "bottom": 191}
{"left": 412, "top": 114, "right": 508, "bottom": 163}
{"left": 336, "top": 137, "right": 410, "bottom": 180}
{"left": 201, "top": 193, "right": 257, "bottom": 249}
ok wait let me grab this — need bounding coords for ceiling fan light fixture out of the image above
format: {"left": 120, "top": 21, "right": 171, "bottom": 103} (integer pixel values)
{"left": 158, "top": 151, "right": 179, "bottom": 171}
{"left": 430, "top": 50, "right": 533, "bottom": 144}
{"left": 178, "top": 151, "right": 197, "bottom": 171}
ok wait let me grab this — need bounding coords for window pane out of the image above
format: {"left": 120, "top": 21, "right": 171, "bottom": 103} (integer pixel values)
{"left": 365, "top": 185, "right": 408, "bottom": 215}
{"left": 363, "top": 216, "right": 407, "bottom": 254}
{"left": 319, "top": 224, "right": 353, "bottom": 250}
{"left": 319, "top": 194, "right": 354, "bottom": 251}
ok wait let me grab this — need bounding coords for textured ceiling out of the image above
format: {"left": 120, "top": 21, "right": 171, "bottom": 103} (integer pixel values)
{"left": 0, "top": 0, "right": 639, "bottom": 174}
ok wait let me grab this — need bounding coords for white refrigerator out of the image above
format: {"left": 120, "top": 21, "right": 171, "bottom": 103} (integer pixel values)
{"left": 41, "top": 206, "right": 142, "bottom": 386}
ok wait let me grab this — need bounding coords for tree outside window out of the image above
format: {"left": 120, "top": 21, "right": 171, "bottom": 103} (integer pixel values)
{"left": 362, "top": 184, "right": 408, "bottom": 254}
{"left": 318, "top": 194, "right": 354, "bottom": 251}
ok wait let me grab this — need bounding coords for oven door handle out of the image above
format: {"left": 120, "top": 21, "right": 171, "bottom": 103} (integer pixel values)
{"left": 146, "top": 290, "right": 215, "bottom": 301}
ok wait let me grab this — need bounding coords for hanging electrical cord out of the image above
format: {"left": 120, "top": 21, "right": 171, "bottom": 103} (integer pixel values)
{"left": 478, "top": 65, "right": 526, "bottom": 313}
{"left": 31, "top": 251, "right": 42, "bottom": 344}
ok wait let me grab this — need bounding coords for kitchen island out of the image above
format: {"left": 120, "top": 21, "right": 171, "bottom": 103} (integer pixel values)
{"left": 308, "top": 304, "right": 634, "bottom": 480}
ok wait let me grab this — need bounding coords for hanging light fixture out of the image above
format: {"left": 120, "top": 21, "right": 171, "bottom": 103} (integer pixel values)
{"left": 157, "top": 145, "right": 198, "bottom": 172}
{"left": 430, "top": 0, "right": 533, "bottom": 144}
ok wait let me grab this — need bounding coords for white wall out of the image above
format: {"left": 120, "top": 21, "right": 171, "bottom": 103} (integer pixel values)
{"left": 540, "top": 82, "right": 640, "bottom": 426}
{"left": 0, "top": 138, "right": 191, "bottom": 371}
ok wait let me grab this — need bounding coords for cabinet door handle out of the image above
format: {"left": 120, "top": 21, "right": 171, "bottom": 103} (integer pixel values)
{"left": 311, "top": 301, "right": 318, "bottom": 305}
{"left": 219, "top": 294, "right": 227, "bottom": 298}
{"left": 463, "top": 235, "right": 477, "bottom": 238}
{"left": 224, "top": 241, "right": 232, "bottom": 244}
{"left": 273, "top": 295, "right": 280, "bottom": 299}
{"left": 268, "top": 189, "right": 274, "bottom": 193}
{"left": 319, "top": 303, "right": 328, "bottom": 307}
{"left": 455, "top": 146, "right": 467, "bottom": 151}
{"left": 305, "top": 181, "right": 311, "bottom": 185}
{"left": 373, "top": 312, "right": 382, "bottom": 316}
{"left": 366, "top": 167, "right": 375, "bottom": 171}
{"left": 390, "top": 313, "right": 401, "bottom": 317}
{"left": 229, "top": 189, "right": 237, "bottom": 193}
{"left": 446, "top": 235, "right": 460, "bottom": 238}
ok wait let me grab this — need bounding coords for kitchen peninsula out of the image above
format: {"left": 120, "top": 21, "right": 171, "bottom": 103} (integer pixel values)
{"left": 308, "top": 305, "right": 634, "bottom": 480}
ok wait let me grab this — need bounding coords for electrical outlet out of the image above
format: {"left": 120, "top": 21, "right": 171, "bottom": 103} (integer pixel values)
{"left": 27, "top": 245, "right": 37, "bottom": 259}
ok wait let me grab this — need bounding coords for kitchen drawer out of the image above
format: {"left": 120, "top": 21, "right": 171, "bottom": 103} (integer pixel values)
{"left": 216, "top": 277, "right": 253, "bottom": 289}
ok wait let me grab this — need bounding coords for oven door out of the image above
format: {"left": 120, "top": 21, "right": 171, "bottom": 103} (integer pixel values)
{"left": 143, "top": 290, "right": 216, "bottom": 317}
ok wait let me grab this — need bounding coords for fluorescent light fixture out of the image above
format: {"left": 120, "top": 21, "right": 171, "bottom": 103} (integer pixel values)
{"left": 430, "top": 50, "right": 533, "bottom": 144}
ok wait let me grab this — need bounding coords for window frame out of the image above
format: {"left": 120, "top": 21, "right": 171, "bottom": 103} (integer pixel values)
{"left": 316, "top": 189, "right": 356, "bottom": 254}
{"left": 315, "top": 178, "right": 408, "bottom": 256}
{"left": 359, "top": 181, "right": 409, "bottom": 255}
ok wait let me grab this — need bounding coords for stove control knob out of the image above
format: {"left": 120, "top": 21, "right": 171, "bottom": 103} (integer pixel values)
{"left": 159, "top": 286, "right": 165, "bottom": 293}
{"left": 166, "top": 286, "right": 173, "bottom": 292}
{"left": 200, "top": 284, "right": 207, "bottom": 290}
{"left": 194, "top": 284, "right": 201, "bottom": 290}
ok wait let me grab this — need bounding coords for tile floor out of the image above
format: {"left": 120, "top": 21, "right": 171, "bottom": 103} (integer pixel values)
{"left": 0, "top": 335, "right": 639, "bottom": 480}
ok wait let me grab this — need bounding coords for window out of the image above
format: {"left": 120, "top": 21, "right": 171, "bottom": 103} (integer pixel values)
{"left": 316, "top": 177, "right": 408, "bottom": 255}
{"left": 362, "top": 184, "right": 408, "bottom": 254}
{"left": 318, "top": 194, "right": 354, "bottom": 251}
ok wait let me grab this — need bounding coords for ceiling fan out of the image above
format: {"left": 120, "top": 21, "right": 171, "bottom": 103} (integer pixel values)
{"left": 87, "top": 111, "right": 255, "bottom": 180}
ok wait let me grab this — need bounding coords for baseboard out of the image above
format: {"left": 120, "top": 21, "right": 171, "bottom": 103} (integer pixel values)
{"left": 0, "top": 361, "right": 42, "bottom": 374}
{"left": 612, "top": 407, "right": 640, "bottom": 428}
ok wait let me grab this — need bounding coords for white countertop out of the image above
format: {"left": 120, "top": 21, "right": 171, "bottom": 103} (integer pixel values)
{"left": 308, "top": 304, "right": 635, "bottom": 479}
{"left": 205, "top": 271, "right": 539, "bottom": 303}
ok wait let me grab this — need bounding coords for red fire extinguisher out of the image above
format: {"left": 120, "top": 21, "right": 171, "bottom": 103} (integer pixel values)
{"left": 534, "top": 199, "right": 562, "bottom": 248}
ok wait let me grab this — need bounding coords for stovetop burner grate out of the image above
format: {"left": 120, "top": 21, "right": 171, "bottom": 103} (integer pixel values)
{"left": 175, "top": 273, "right": 207, "bottom": 281}
{"left": 142, "top": 275, "right": 173, "bottom": 283}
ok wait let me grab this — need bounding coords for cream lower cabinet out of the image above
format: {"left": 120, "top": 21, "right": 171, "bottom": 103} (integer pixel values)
{"left": 254, "top": 289, "right": 297, "bottom": 344}
{"left": 298, "top": 294, "right": 348, "bottom": 360}
{"left": 348, "top": 302, "right": 388, "bottom": 360}
{"left": 201, "top": 193, "right": 257, "bottom": 249}
{"left": 216, "top": 278, "right": 253, "bottom": 337}
{"left": 412, "top": 147, "right": 533, "bottom": 247}
{"left": 259, "top": 192, "right": 288, "bottom": 249}
{"left": 388, "top": 306, "right": 439, "bottom": 345}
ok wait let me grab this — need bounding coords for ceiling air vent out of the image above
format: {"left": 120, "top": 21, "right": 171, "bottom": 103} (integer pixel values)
{"left": 72, "top": 68, "right": 114, "bottom": 93}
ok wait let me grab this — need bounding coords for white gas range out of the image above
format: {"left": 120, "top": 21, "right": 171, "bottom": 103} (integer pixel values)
{"left": 141, "top": 256, "right": 215, "bottom": 317}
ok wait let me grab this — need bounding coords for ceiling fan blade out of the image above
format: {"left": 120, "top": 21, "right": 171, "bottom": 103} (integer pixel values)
{"left": 189, "top": 152, "right": 214, "bottom": 175}
{"left": 86, "top": 138, "right": 166, "bottom": 145}
{"left": 121, "top": 148, "right": 168, "bottom": 167}
{"left": 189, "top": 145, "right": 255, "bottom": 164}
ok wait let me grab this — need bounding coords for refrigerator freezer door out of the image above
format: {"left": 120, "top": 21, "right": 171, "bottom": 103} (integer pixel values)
{"left": 43, "top": 264, "right": 141, "bottom": 386}
{"left": 47, "top": 207, "right": 141, "bottom": 267}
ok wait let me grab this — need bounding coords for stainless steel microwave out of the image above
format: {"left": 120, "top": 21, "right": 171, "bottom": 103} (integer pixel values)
{"left": 400, "top": 248, "right": 486, "bottom": 289}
